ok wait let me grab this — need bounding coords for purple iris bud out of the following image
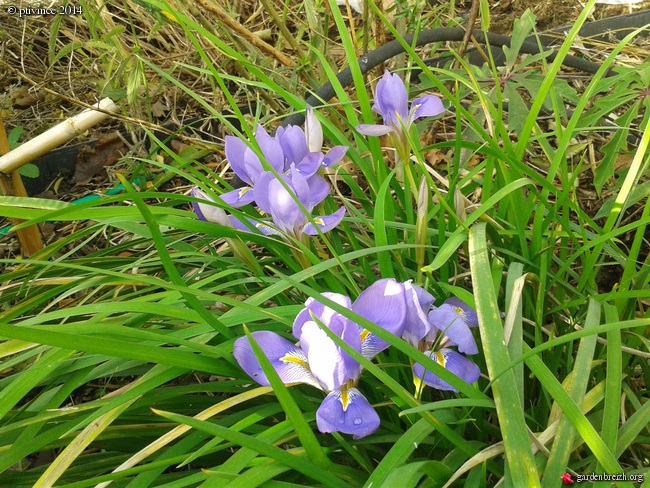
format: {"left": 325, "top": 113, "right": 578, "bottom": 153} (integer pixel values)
{"left": 412, "top": 348, "right": 481, "bottom": 392}
{"left": 276, "top": 125, "right": 309, "bottom": 170}
{"left": 190, "top": 188, "right": 243, "bottom": 228}
{"left": 427, "top": 298, "right": 479, "bottom": 355}
{"left": 191, "top": 187, "right": 279, "bottom": 234}
{"left": 191, "top": 188, "right": 225, "bottom": 225}
{"left": 356, "top": 70, "right": 445, "bottom": 158}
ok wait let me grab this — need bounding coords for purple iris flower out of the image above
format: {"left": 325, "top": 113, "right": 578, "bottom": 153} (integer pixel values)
{"left": 275, "top": 107, "right": 348, "bottom": 172}
{"left": 233, "top": 279, "right": 408, "bottom": 439}
{"left": 250, "top": 165, "right": 345, "bottom": 239}
{"left": 221, "top": 124, "right": 285, "bottom": 208}
{"left": 190, "top": 168, "right": 345, "bottom": 239}
{"left": 356, "top": 71, "right": 445, "bottom": 158}
{"left": 401, "top": 286, "right": 481, "bottom": 393}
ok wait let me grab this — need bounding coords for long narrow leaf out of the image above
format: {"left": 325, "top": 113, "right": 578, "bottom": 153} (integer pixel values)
{"left": 469, "top": 223, "right": 539, "bottom": 487}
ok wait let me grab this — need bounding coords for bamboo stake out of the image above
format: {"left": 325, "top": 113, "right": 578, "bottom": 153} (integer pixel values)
{"left": 0, "top": 119, "right": 44, "bottom": 256}
{"left": 0, "top": 98, "right": 119, "bottom": 175}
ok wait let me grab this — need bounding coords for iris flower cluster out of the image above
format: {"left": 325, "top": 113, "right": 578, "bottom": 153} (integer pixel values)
{"left": 192, "top": 108, "right": 348, "bottom": 241}
{"left": 403, "top": 285, "right": 481, "bottom": 392}
{"left": 234, "top": 278, "right": 481, "bottom": 439}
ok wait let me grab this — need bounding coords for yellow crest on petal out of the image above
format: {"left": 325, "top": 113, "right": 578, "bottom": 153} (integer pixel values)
{"left": 339, "top": 389, "right": 350, "bottom": 411}
{"left": 280, "top": 351, "right": 309, "bottom": 369}
{"left": 435, "top": 351, "right": 446, "bottom": 368}
{"left": 238, "top": 187, "right": 252, "bottom": 199}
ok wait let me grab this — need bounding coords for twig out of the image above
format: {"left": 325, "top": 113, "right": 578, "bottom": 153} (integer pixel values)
{"left": 459, "top": 0, "right": 480, "bottom": 60}
{"left": 258, "top": 0, "right": 303, "bottom": 58}
{"left": 195, "top": 0, "right": 295, "bottom": 67}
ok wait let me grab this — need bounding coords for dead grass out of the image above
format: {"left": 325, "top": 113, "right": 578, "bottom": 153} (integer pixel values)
{"left": 0, "top": 0, "right": 649, "bottom": 255}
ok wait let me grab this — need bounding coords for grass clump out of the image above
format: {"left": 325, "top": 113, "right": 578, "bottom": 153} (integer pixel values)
{"left": 0, "top": 0, "right": 649, "bottom": 486}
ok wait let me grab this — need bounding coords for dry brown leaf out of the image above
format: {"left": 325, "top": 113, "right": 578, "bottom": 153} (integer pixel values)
{"left": 151, "top": 100, "right": 169, "bottom": 118}
{"left": 424, "top": 148, "right": 450, "bottom": 168}
{"left": 73, "top": 133, "right": 127, "bottom": 184}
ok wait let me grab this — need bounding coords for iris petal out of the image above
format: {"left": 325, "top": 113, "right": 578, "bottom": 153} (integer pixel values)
{"left": 444, "top": 297, "right": 479, "bottom": 327}
{"left": 358, "top": 330, "right": 390, "bottom": 360}
{"left": 242, "top": 148, "right": 265, "bottom": 184}
{"left": 316, "top": 388, "right": 380, "bottom": 439}
{"left": 375, "top": 71, "right": 408, "bottom": 125}
{"left": 323, "top": 146, "right": 348, "bottom": 168}
{"left": 409, "top": 95, "right": 445, "bottom": 123}
{"left": 412, "top": 348, "right": 481, "bottom": 392}
{"left": 402, "top": 281, "right": 435, "bottom": 346}
{"left": 302, "top": 207, "right": 346, "bottom": 236}
{"left": 287, "top": 166, "right": 313, "bottom": 209}
{"left": 300, "top": 320, "right": 360, "bottom": 391}
{"left": 295, "top": 153, "right": 324, "bottom": 178}
{"left": 229, "top": 215, "right": 280, "bottom": 236}
{"left": 255, "top": 124, "right": 285, "bottom": 173}
{"left": 267, "top": 178, "right": 302, "bottom": 233}
{"left": 225, "top": 136, "right": 253, "bottom": 184}
{"left": 252, "top": 172, "right": 274, "bottom": 214}
{"left": 352, "top": 279, "right": 407, "bottom": 357}
{"left": 293, "top": 292, "right": 352, "bottom": 339}
{"left": 233, "top": 331, "right": 320, "bottom": 389}
{"left": 428, "top": 304, "right": 478, "bottom": 355}
{"left": 277, "top": 125, "right": 308, "bottom": 169}
{"left": 353, "top": 278, "right": 407, "bottom": 335}
{"left": 305, "top": 174, "right": 331, "bottom": 207}
{"left": 220, "top": 186, "right": 255, "bottom": 208}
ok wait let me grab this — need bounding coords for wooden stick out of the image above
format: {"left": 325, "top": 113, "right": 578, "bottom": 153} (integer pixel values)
{"left": 0, "top": 119, "right": 44, "bottom": 256}
{"left": 0, "top": 98, "right": 119, "bottom": 175}
{"left": 195, "top": 0, "right": 295, "bottom": 67}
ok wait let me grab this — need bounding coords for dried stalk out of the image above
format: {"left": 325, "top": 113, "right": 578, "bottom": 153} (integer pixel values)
{"left": 196, "top": 0, "right": 296, "bottom": 67}
{"left": 0, "top": 119, "right": 44, "bottom": 256}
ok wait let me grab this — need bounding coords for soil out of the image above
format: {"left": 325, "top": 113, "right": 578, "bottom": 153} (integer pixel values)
{"left": 485, "top": 0, "right": 650, "bottom": 33}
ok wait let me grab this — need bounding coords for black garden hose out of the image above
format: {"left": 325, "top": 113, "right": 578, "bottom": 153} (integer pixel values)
{"left": 284, "top": 7, "right": 650, "bottom": 127}
{"left": 282, "top": 27, "right": 608, "bottom": 128}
